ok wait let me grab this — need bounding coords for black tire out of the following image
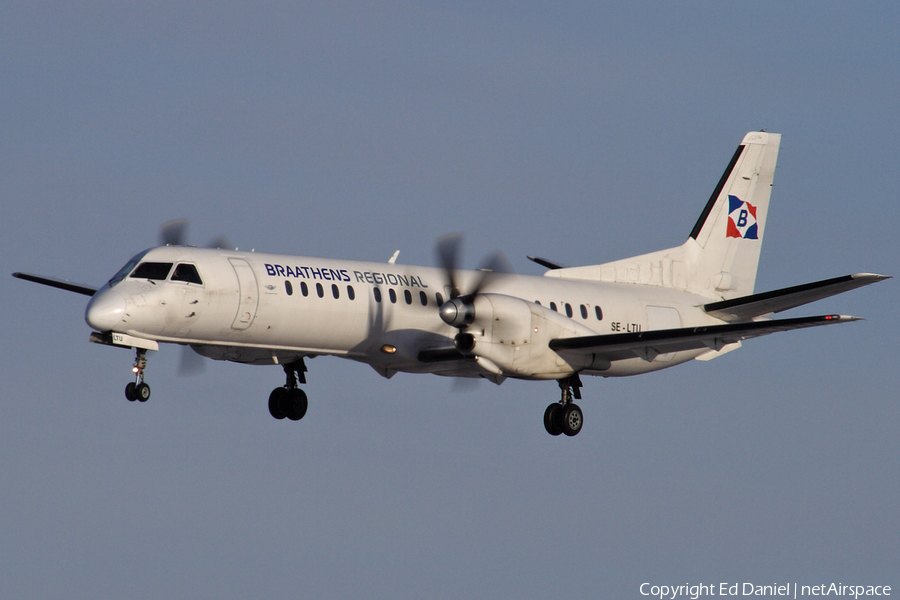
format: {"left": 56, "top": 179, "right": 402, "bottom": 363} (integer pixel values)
{"left": 268, "top": 388, "right": 287, "bottom": 420}
{"left": 125, "top": 382, "right": 136, "bottom": 402}
{"left": 285, "top": 388, "right": 308, "bottom": 421}
{"left": 135, "top": 383, "right": 151, "bottom": 402}
{"left": 543, "top": 403, "right": 563, "bottom": 436}
{"left": 560, "top": 403, "right": 583, "bottom": 437}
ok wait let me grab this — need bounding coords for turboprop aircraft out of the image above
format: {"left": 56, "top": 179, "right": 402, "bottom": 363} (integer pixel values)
{"left": 13, "top": 131, "right": 889, "bottom": 436}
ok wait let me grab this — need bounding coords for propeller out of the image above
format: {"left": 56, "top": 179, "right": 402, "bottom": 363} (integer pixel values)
{"left": 160, "top": 219, "right": 189, "bottom": 246}
{"left": 159, "top": 219, "right": 232, "bottom": 250}
{"left": 177, "top": 344, "right": 206, "bottom": 376}
{"left": 434, "top": 233, "right": 512, "bottom": 353}
{"left": 205, "top": 234, "right": 232, "bottom": 250}
{"left": 157, "top": 219, "right": 233, "bottom": 375}
{"left": 450, "top": 376, "right": 481, "bottom": 393}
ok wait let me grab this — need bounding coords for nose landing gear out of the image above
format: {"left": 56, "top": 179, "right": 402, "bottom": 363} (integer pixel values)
{"left": 268, "top": 359, "right": 308, "bottom": 421}
{"left": 544, "top": 374, "right": 583, "bottom": 437}
{"left": 125, "top": 348, "right": 151, "bottom": 402}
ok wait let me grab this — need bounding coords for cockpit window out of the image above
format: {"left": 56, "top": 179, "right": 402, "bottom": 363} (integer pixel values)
{"left": 171, "top": 263, "right": 203, "bottom": 285}
{"left": 130, "top": 262, "right": 173, "bottom": 281}
{"left": 108, "top": 250, "right": 151, "bottom": 286}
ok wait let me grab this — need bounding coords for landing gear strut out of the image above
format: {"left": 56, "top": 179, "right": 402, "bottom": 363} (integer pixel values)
{"left": 544, "top": 374, "right": 583, "bottom": 437}
{"left": 125, "top": 348, "right": 151, "bottom": 402}
{"left": 268, "top": 359, "right": 308, "bottom": 421}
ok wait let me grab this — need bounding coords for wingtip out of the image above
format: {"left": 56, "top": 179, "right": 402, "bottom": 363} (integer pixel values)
{"left": 851, "top": 272, "right": 891, "bottom": 282}
{"left": 830, "top": 314, "right": 864, "bottom": 323}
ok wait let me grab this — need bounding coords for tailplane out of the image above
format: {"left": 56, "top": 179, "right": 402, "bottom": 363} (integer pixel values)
{"left": 546, "top": 131, "right": 781, "bottom": 300}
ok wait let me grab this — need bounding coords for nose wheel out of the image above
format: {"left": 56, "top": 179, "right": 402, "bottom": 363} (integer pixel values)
{"left": 125, "top": 348, "right": 151, "bottom": 402}
{"left": 268, "top": 359, "right": 308, "bottom": 421}
{"left": 544, "top": 374, "right": 583, "bottom": 436}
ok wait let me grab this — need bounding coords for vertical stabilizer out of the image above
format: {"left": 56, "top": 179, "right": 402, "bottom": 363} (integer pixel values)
{"left": 545, "top": 131, "right": 781, "bottom": 300}
{"left": 685, "top": 131, "right": 780, "bottom": 297}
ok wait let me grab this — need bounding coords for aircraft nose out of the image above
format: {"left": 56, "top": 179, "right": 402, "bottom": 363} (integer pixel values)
{"left": 85, "top": 290, "right": 127, "bottom": 331}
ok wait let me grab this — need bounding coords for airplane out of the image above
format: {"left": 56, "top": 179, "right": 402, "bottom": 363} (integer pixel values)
{"left": 12, "top": 131, "right": 889, "bottom": 437}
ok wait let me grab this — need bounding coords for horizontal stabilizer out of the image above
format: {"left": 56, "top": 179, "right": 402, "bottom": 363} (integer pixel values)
{"left": 12, "top": 272, "right": 97, "bottom": 296}
{"left": 527, "top": 256, "right": 565, "bottom": 270}
{"left": 550, "top": 314, "right": 860, "bottom": 362}
{"left": 703, "top": 273, "right": 890, "bottom": 322}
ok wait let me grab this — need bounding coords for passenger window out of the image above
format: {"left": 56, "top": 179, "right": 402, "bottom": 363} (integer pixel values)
{"left": 436, "top": 293, "right": 444, "bottom": 306}
{"left": 285, "top": 281, "right": 293, "bottom": 296}
{"left": 171, "top": 263, "right": 203, "bottom": 285}
{"left": 580, "top": 304, "right": 588, "bottom": 319}
{"left": 347, "top": 285, "right": 355, "bottom": 300}
{"left": 550, "top": 302, "right": 557, "bottom": 312}
{"left": 301, "top": 282, "right": 309, "bottom": 297}
{"left": 419, "top": 291, "right": 428, "bottom": 306}
{"left": 130, "top": 262, "right": 173, "bottom": 281}
{"left": 565, "top": 303, "right": 573, "bottom": 318}
{"left": 316, "top": 283, "right": 324, "bottom": 298}
{"left": 374, "top": 288, "right": 382, "bottom": 302}
{"left": 595, "top": 306, "right": 603, "bottom": 320}
{"left": 404, "top": 290, "right": 412, "bottom": 305}
{"left": 389, "top": 289, "right": 397, "bottom": 303}
{"left": 535, "top": 300, "right": 541, "bottom": 306}
{"left": 332, "top": 284, "right": 340, "bottom": 299}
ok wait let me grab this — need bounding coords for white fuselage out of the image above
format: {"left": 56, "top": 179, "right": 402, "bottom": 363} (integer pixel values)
{"left": 85, "top": 245, "right": 727, "bottom": 382}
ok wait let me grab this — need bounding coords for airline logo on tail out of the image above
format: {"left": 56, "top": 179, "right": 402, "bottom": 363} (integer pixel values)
{"left": 726, "top": 195, "right": 758, "bottom": 239}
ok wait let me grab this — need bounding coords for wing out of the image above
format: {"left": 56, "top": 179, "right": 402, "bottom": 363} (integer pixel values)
{"left": 12, "top": 272, "right": 98, "bottom": 296}
{"left": 703, "top": 273, "right": 889, "bottom": 322}
{"left": 550, "top": 314, "right": 860, "bottom": 363}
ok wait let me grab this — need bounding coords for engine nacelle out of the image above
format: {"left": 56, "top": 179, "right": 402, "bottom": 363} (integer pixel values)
{"left": 465, "top": 294, "right": 597, "bottom": 379}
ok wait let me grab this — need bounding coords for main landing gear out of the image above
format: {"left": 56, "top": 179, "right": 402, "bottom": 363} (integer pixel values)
{"left": 544, "top": 374, "right": 584, "bottom": 437}
{"left": 124, "top": 348, "right": 151, "bottom": 402}
{"left": 268, "top": 359, "right": 308, "bottom": 421}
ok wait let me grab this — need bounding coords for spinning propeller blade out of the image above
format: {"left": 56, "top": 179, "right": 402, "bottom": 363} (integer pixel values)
{"left": 205, "top": 235, "right": 232, "bottom": 250}
{"left": 178, "top": 345, "right": 206, "bottom": 376}
{"left": 160, "top": 219, "right": 231, "bottom": 250}
{"left": 436, "top": 233, "right": 463, "bottom": 299}
{"left": 159, "top": 219, "right": 189, "bottom": 246}
{"left": 433, "top": 234, "right": 513, "bottom": 350}
{"left": 157, "top": 219, "right": 231, "bottom": 375}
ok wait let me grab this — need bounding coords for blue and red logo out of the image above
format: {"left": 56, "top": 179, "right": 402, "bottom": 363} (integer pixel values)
{"left": 726, "top": 195, "right": 758, "bottom": 239}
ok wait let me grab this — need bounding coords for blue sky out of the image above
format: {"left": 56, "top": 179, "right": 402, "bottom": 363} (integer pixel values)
{"left": 2, "top": 3, "right": 897, "bottom": 598}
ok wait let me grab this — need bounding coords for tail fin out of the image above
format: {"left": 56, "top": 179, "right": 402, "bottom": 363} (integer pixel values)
{"left": 685, "top": 131, "right": 781, "bottom": 297}
{"left": 545, "top": 131, "right": 782, "bottom": 300}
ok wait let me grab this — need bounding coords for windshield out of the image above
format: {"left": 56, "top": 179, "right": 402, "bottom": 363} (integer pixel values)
{"left": 171, "top": 263, "right": 203, "bottom": 285}
{"left": 107, "top": 250, "right": 150, "bottom": 286}
{"left": 130, "top": 262, "right": 174, "bottom": 281}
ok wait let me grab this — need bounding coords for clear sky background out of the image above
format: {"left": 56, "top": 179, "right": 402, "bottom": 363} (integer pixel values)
{"left": 2, "top": 3, "right": 898, "bottom": 598}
